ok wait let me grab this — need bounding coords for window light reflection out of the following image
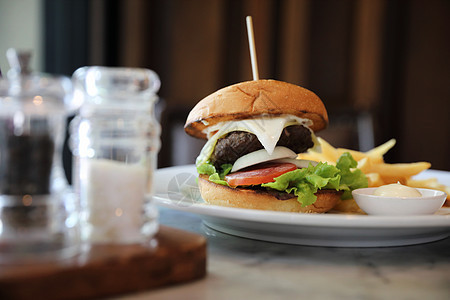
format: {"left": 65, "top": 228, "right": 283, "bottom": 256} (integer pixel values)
{"left": 22, "top": 195, "right": 33, "bottom": 206}
{"left": 33, "top": 95, "right": 43, "bottom": 105}
{"left": 115, "top": 208, "right": 123, "bottom": 217}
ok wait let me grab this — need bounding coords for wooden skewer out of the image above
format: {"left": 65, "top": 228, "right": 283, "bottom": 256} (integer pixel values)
{"left": 246, "top": 16, "right": 259, "bottom": 80}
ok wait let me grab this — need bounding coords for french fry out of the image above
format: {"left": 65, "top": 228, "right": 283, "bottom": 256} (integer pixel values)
{"left": 379, "top": 175, "right": 408, "bottom": 185}
{"left": 298, "top": 152, "right": 330, "bottom": 163}
{"left": 407, "top": 177, "right": 440, "bottom": 188}
{"left": 365, "top": 172, "right": 385, "bottom": 187}
{"left": 337, "top": 148, "right": 367, "bottom": 161}
{"left": 407, "top": 178, "right": 450, "bottom": 201}
{"left": 365, "top": 139, "right": 396, "bottom": 159}
{"left": 356, "top": 157, "right": 371, "bottom": 173}
{"left": 369, "top": 162, "right": 431, "bottom": 179}
{"left": 317, "top": 137, "right": 340, "bottom": 162}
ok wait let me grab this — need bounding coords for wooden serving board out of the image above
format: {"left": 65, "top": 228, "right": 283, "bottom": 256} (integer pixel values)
{"left": 0, "top": 226, "right": 207, "bottom": 300}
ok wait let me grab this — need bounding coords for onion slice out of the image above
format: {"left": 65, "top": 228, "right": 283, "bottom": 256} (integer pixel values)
{"left": 271, "top": 158, "right": 318, "bottom": 169}
{"left": 231, "top": 146, "right": 297, "bottom": 173}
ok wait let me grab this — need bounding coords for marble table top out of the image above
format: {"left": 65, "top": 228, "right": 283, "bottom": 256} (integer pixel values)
{"left": 116, "top": 207, "right": 450, "bottom": 300}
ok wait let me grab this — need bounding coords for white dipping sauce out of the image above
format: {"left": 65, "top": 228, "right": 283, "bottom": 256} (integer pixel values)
{"left": 374, "top": 182, "right": 422, "bottom": 198}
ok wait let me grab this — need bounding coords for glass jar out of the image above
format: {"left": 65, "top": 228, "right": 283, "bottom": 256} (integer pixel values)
{"left": 0, "top": 64, "right": 79, "bottom": 263}
{"left": 70, "top": 67, "right": 161, "bottom": 244}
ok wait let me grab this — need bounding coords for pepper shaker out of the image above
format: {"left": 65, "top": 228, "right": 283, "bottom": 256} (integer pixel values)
{"left": 0, "top": 49, "right": 80, "bottom": 263}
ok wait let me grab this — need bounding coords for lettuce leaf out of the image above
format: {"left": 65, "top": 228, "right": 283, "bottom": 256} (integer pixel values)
{"left": 196, "top": 153, "right": 368, "bottom": 207}
{"left": 197, "top": 163, "right": 232, "bottom": 186}
{"left": 197, "top": 163, "right": 216, "bottom": 175}
{"left": 262, "top": 153, "right": 368, "bottom": 206}
{"left": 335, "top": 152, "right": 368, "bottom": 199}
{"left": 262, "top": 162, "right": 342, "bottom": 207}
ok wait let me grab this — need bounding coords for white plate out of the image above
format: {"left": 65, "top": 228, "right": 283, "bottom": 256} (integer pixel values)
{"left": 153, "top": 165, "right": 450, "bottom": 247}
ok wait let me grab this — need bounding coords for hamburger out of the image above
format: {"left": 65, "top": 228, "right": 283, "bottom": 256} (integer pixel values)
{"left": 184, "top": 79, "right": 367, "bottom": 213}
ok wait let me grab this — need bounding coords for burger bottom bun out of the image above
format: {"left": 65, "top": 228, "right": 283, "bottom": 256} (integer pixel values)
{"left": 198, "top": 174, "right": 341, "bottom": 213}
{"left": 333, "top": 198, "right": 365, "bottom": 214}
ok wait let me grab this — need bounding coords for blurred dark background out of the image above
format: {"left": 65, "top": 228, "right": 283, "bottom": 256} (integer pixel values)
{"left": 7, "top": 0, "right": 450, "bottom": 173}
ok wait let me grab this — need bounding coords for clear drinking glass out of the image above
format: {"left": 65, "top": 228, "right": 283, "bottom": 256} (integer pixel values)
{"left": 70, "top": 67, "right": 161, "bottom": 245}
{"left": 0, "top": 67, "right": 79, "bottom": 263}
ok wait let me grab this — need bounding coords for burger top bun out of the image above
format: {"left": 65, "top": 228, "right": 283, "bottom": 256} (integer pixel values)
{"left": 185, "top": 79, "right": 329, "bottom": 140}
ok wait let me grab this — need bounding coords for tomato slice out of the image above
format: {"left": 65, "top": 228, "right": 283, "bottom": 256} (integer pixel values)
{"left": 225, "top": 162, "right": 297, "bottom": 187}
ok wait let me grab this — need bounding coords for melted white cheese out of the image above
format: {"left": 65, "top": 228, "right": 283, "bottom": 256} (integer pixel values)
{"left": 196, "top": 115, "right": 314, "bottom": 167}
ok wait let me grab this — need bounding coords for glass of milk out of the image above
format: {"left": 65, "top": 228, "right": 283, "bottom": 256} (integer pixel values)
{"left": 70, "top": 67, "right": 161, "bottom": 245}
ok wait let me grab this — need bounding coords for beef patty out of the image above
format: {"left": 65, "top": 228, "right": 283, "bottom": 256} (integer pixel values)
{"left": 210, "top": 125, "right": 313, "bottom": 168}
